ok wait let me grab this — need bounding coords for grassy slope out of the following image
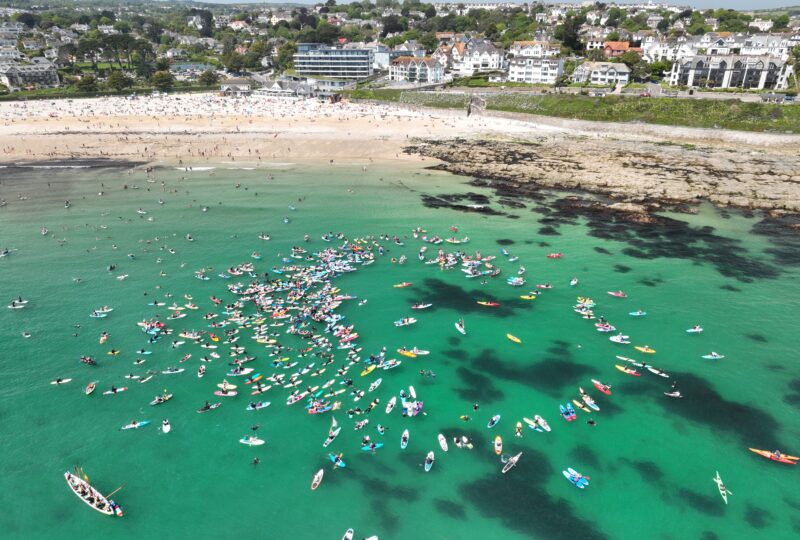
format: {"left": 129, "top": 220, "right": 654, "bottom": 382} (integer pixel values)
{"left": 346, "top": 90, "right": 800, "bottom": 133}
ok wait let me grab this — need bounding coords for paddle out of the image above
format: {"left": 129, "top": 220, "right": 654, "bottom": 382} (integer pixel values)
{"left": 105, "top": 483, "right": 126, "bottom": 499}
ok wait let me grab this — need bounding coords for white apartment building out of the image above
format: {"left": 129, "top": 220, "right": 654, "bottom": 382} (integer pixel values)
{"left": 389, "top": 57, "right": 444, "bottom": 83}
{"left": 509, "top": 40, "right": 560, "bottom": 58}
{"left": 668, "top": 55, "right": 794, "bottom": 90}
{"left": 507, "top": 57, "right": 563, "bottom": 84}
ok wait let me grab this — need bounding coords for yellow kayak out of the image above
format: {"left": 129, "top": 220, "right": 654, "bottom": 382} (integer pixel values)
{"left": 506, "top": 334, "right": 521, "bottom": 344}
{"left": 519, "top": 295, "right": 537, "bottom": 300}
{"left": 361, "top": 365, "right": 376, "bottom": 377}
{"left": 397, "top": 348, "right": 417, "bottom": 358}
{"left": 635, "top": 346, "right": 656, "bottom": 354}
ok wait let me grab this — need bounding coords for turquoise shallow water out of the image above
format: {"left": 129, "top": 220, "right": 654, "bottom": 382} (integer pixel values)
{"left": 0, "top": 162, "right": 799, "bottom": 539}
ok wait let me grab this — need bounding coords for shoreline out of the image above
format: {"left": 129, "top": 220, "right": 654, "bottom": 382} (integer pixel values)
{"left": 1, "top": 93, "right": 798, "bottom": 222}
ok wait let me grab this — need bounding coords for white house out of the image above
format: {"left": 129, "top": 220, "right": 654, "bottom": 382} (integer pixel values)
{"left": 749, "top": 19, "right": 774, "bottom": 32}
{"left": 446, "top": 39, "right": 506, "bottom": 77}
{"left": 509, "top": 41, "right": 560, "bottom": 58}
{"left": 646, "top": 15, "right": 663, "bottom": 29}
{"left": 508, "top": 57, "right": 563, "bottom": 84}
{"left": 389, "top": 56, "right": 444, "bottom": 83}
{"left": 572, "top": 61, "right": 631, "bottom": 86}
{"left": 219, "top": 77, "right": 253, "bottom": 95}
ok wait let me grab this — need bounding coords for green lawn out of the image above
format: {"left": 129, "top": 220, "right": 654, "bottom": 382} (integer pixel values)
{"left": 483, "top": 94, "right": 799, "bottom": 132}
{"left": 348, "top": 90, "right": 799, "bottom": 133}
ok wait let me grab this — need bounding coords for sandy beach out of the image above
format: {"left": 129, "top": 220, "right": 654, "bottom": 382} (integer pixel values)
{"left": 1, "top": 92, "right": 799, "bottom": 215}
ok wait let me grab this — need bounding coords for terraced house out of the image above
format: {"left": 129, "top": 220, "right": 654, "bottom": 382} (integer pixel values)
{"left": 668, "top": 55, "right": 795, "bottom": 90}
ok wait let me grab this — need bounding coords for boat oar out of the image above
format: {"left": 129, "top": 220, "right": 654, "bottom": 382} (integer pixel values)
{"left": 105, "top": 483, "right": 126, "bottom": 499}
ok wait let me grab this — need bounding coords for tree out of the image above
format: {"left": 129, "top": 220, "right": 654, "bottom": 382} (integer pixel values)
{"left": 606, "top": 31, "right": 620, "bottom": 42}
{"left": 772, "top": 15, "right": 790, "bottom": 31}
{"left": 150, "top": 70, "right": 174, "bottom": 91}
{"left": 554, "top": 15, "right": 585, "bottom": 53}
{"left": 425, "top": 5, "right": 436, "bottom": 18}
{"left": 791, "top": 46, "right": 800, "bottom": 90}
{"left": 223, "top": 52, "right": 245, "bottom": 72}
{"left": 76, "top": 75, "right": 98, "bottom": 92}
{"left": 381, "top": 15, "right": 406, "bottom": 37}
{"left": 78, "top": 35, "right": 102, "bottom": 72}
{"left": 587, "top": 49, "right": 605, "bottom": 61}
{"left": 155, "top": 58, "right": 170, "bottom": 72}
{"left": 14, "top": 12, "right": 38, "bottom": 28}
{"left": 199, "top": 69, "right": 220, "bottom": 86}
{"left": 618, "top": 51, "right": 641, "bottom": 69}
{"left": 275, "top": 42, "right": 297, "bottom": 72}
{"left": 106, "top": 71, "right": 133, "bottom": 91}
{"left": 649, "top": 59, "right": 673, "bottom": 80}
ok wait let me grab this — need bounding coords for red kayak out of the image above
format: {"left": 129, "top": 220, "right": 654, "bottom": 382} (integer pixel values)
{"left": 591, "top": 379, "right": 612, "bottom": 395}
{"left": 546, "top": 253, "right": 562, "bottom": 259}
{"left": 749, "top": 448, "right": 798, "bottom": 465}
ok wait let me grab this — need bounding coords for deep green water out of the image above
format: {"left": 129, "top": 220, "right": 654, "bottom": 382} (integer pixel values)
{"left": 0, "top": 162, "right": 798, "bottom": 540}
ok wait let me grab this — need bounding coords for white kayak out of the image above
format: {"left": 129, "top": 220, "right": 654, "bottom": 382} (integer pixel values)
{"left": 161, "top": 420, "right": 171, "bottom": 433}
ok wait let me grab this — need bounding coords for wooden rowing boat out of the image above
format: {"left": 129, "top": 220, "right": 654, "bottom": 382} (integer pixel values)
{"left": 64, "top": 471, "right": 123, "bottom": 517}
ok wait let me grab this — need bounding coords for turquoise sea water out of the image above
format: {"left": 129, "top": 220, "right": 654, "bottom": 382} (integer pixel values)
{"left": 0, "top": 162, "right": 799, "bottom": 539}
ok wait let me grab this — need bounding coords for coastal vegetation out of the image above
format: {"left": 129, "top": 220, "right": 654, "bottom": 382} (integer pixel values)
{"left": 344, "top": 90, "right": 800, "bottom": 133}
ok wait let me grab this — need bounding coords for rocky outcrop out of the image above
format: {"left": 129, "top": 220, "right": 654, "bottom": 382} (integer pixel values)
{"left": 405, "top": 137, "right": 800, "bottom": 219}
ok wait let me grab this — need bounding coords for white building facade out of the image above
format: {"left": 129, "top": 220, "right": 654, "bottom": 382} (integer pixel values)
{"left": 507, "top": 57, "right": 563, "bottom": 84}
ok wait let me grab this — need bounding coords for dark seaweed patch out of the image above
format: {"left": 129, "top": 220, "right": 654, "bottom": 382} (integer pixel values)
{"left": 420, "top": 193, "right": 505, "bottom": 216}
{"left": 571, "top": 444, "right": 602, "bottom": 470}
{"left": 613, "top": 264, "right": 632, "bottom": 273}
{"left": 745, "top": 333, "right": 767, "bottom": 343}
{"left": 545, "top": 196, "right": 781, "bottom": 281}
{"left": 783, "top": 379, "right": 800, "bottom": 406}
{"left": 638, "top": 277, "right": 663, "bottom": 287}
{"left": 414, "top": 278, "right": 527, "bottom": 317}
{"left": 677, "top": 488, "right": 724, "bottom": 517}
{"left": 719, "top": 284, "right": 742, "bottom": 292}
{"left": 538, "top": 226, "right": 561, "bottom": 236}
{"left": 594, "top": 247, "right": 612, "bottom": 255}
{"left": 498, "top": 198, "right": 526, "bottom": 209}
{"left": 346, "top": 474, "right": 419, "bottom": 534}
{"left": 744, "top": 504, "right": 772, "bottom": 529}
{"left": 496, "top": 239, "right": 515, "bottom": 246}
{"left": 434, "top": 499, "right": 466, "bottom": 519}
{"left": 459, "top": 447, "right": 608, "bottom": 540}
{"left": 650, "top": 373, "right": 784, "bottom": 448}
{"left": 455, "top": 367, "right": 504, "bottom": 403}
{"left": 752, "top": 215, "right": 800, "bottom": 267}
{"left": 442, "top": 349, "right": 467, "bottom": 360}
{"left": 701, "top": 532, "right": 720, "bottom": 540}
{"left": 620, "top": 459, "right": 664, "bottom": 482}
{"left": 447, "top": 336, "right": 461, "bottom": 346}
{"left": 469, "top": 346, "right": 599, "bottom": 398}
